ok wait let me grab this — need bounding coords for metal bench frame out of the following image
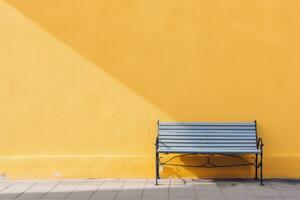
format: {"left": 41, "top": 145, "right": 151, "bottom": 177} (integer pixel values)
{"left": 155, "top": 120, "right": 264, "bottom": 185}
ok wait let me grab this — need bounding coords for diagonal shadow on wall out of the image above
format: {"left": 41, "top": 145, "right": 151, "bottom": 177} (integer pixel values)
{"left": 6, "top": 0, "right": 265, "bottom": 121}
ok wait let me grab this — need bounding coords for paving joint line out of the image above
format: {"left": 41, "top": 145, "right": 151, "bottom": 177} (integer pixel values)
{"left": 12, "top": 180, "right": 38, "bottom": 200}
{"left": 269, "top": 181, "right": 285, "bottom": 199}
{"left": 138, "top": 179, "right": 148, "bottom": 200}
{"left": 38, "top": 179, "right": 63, "bottom": 200}
{"left": 167, "top": 178, "right": 170, "bottom": 200}
{"left": 191, "top": 180, "right": 198, "bottom": 200}
{"left": 64, "top": 179, "right": 85, "bottom": 200}
{"left": 113, "top": 179, "right": 126, "bottom": 200}
{"left": 87, "top": 179, "right": 106, "bottom": 200}
{"left": 0, "top": 180, "right": 18, "bottom": 193}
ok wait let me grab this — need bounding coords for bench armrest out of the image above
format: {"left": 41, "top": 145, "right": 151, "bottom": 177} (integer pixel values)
{"left": 155, "top": 137, "right": 158, "bottom": 149}
{"left": 257, "top": 137, "right": 264, "bottom": 149}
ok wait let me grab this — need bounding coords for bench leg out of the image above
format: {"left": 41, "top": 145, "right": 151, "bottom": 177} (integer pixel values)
{"left": 260, "top": 152, "right": 264, "bottom": 186}
{"left": 255, "top": 154, "right": 258, "bottom": 179}
{"left": 155, "top": 152, "right": 159, "bottom": 185}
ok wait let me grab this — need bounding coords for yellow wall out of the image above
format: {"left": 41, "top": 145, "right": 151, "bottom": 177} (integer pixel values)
{"left": 0, "top": 0, "right": 300, "bottom": 179}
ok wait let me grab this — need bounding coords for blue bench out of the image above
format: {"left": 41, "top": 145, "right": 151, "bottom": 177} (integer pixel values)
{"left": 155, "top": 121, "right": 264, "bottom": 185}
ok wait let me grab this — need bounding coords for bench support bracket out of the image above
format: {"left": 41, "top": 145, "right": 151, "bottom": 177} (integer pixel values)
{"left": 155, "top": 151, "right": 159, "bottom": 185}
{"left": 257, "top": 137, "right": 264, "bottom": 186}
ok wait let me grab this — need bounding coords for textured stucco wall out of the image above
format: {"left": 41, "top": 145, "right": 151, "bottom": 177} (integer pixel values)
{"left": 0, "top": 0, "right": 300, "bottom": 179}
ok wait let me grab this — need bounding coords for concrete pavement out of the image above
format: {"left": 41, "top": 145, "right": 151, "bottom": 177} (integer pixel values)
{"left": 0, "top": 179, "right": 299, "bottom": 200}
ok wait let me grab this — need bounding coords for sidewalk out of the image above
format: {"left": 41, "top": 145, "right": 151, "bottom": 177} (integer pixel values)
{"left": 0, "top": 179, "right": 299, "bottom": 200}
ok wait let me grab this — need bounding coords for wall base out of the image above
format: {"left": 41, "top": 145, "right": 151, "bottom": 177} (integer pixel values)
{"left": 0, "top": 155, "right": 299, "bottom": 179}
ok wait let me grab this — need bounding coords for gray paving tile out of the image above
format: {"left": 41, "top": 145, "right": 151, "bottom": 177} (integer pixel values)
{"left": 278, "top": 190, "right": 300, "bottom": 197}
{"left": 269, "top": 181, "right": 299, "bottom": 191}
{"left": 0, "top": 182, "right": 13, "bottom": 193}
{"left": 142, "top": 198, "right": 168, "bottom": 200}
{"left": 115, "top": 180, "right": 146, "bottom": 200}
{"left": 222, "top": 190, "right": 253, "bottom": 197}
{"left": 252, "top": 189, "right": 281, "bottom": 198}
{"left": 255, "top": 198, "right": 284, "bottom": 200}
{"left": 15, "top": 180, "right": 59, "bottom": 200}
{"left": 41, "top": 181, "right": 79, "bottom": 199}
{"left": 0, "top": 181, "right": 36, "bottom": 199}
{"left": 169, "top": 183, "right": 195, "bottom": 199}
{"left": 223, "top": 197, "right": 256, "bottom": 200}
{"left": 196, "top": 190, "right": 224, "bottom": 198}
{"left": 193, "top": 179, "right": 219, "bottom": 191}
{"left": 90, "top": 179, "right": 124, "bottom": 200}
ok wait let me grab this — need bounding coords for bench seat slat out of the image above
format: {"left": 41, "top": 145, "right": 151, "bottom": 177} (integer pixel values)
{"left": 159, "top": 143, "right": 257, "bottom": 147}
{"left": 159, "top": 126, "right": 255, "bottom": 130}
{"left": 159, "top": 122, "right": 255, "bottom": 126}
{"left": 158, "top": 149, "right": 260, "bottom": 154}
{"left": 159, "top": 139, "right": 256, "bottom": 143}
{"left": 160, "top": 134, "right": 255, "bottom": 137}
{"left": 159, "top": 147, "right": 256, "bottom": 150}
{"left": 159, "top": 136, "right": 256, "bottom": 140}
{"left": 160, "top": 133, "right": 255, "bottom": 137}
{"left": 160, "top": 130, "right": 255, "bottom": 133}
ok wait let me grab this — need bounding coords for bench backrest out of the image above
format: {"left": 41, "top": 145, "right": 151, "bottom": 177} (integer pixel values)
{"left": 157, "top": 121, "right": 258, "bottom": 153}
